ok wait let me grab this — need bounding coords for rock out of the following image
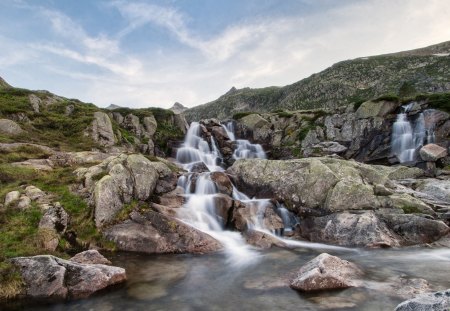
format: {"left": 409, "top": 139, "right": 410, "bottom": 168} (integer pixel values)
{"left": 416, "top": 179, "right": 450, "bottom": 204}
{"left": 104, "top": 210, "right": 222, "bottom": 254}
{"left": 395, "top": 289, "right": 450, "bottom": 311}
{"left": 11, "top": 159, "right": 54, "bottom": 171}
{"left": 158, "top": 188, "right": 185, "bottom": 209}
{"left": 25, "top": 185, "right": 45, "bottom": 201}
{"left": 90, "top": 112, "right": 116, "bottom": 146}
{"left": 29, "top": 94, "right": 41, "bottom": 113}
{"left": 123, "top": 114, "right": 141, "bottom": 136}
{"left": 189, "top": 161, "right": 210, "bottom": 173}
{"left": 243, "top": 229, "right": 287, "bottom": 249}
{"left": 65, "top": 104, "right": 74, "bottom": 116}
{"left": 289, "top": 253, "right": 363, "bottom": 291}
{"left": 70, "top": 250, "right": 112, "bottom": 265}
{"left": 210, "top": 172, "right": 233, "bottom": 196}
{"left": 142, "top": 116, "right": 157, "bottom": 138}
{"left": 39, "top": 203, "right": 69, "bottom": 234}
{"left": 300, "top": 211, "right": 400, "bottom": 248}
{"left": 312, "top": 141, "right": 348, "bottom": 155}
{"left": 0, "top": 119, "right": 24, "bottom": 135}
{"left": 239, "top": 114, "right": 272, "bottom": 142}
{"left": 38, "top": 228, "right": 60, "bottom": 251}
{"left": 4, "top": 190, "right": 20, "bottom": 206}
{"left": 11, "top": 255, "right": 126, "bottom": 300}
{"left": 17, "top": 195, "right": 31, "bottom": 210}
{"left": 420, "top": 144, "right": 448, "bottom": 162}
{"left": 155, "top": 172, "right": 178, "bottom": 194}
{"left": 355, "top": 100, "right": 399, "bottom": 119}
{"left": 50, "top": 151, "right": 113, "bottom": 167}
{"left": 232, "top": 200, "right": 284, "bottom": 232}
{"left": 213, "top": 193, "right": 234, "bottom": 225}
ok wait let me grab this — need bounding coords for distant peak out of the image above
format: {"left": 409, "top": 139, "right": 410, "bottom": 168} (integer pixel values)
{"left": 0, "top": 76, "right": 12, "bottom": 88}
{"left": 170, "top": 102, "right": 188, "bottom": 114}
{"left": 226, "top": 86, "right": 238, "bottom": 95}
{"left": 105, "top": 104, "right": 122, "bottom": 110}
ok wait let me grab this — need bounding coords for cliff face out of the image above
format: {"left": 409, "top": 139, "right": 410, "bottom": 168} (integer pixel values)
{"left": 185, "top": 41, "right": 450, "bottom": 121}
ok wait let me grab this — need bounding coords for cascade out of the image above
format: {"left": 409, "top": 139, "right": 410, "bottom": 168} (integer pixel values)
{"left": 391, "top": 103, "right": 436, "bottom": 163}
{"left": 222, "top": 121, "right": 266, "bottom": 159}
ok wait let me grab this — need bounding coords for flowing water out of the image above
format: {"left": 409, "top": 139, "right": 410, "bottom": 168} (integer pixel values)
{"left": 391, "top": 103, "right": 436, "bottom": 163}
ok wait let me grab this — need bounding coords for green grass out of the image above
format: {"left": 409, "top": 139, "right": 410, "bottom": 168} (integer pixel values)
{"left": 232, "top": 112, "right": 256, "bottom": 120}
{"left": 0, "top": 145, "right": 51, "bottom": 164}
{"left": 400, "top": 205, "right": 421, "bottom": 214}
{"left": 415, "top": 93, "right": 450, "bottom": 113}
{"left": 276, "top": 111, "right": 294, "bottom": 118}
{"left": 373, "top": 94, "right": 400, "bottom": 102}
{"left": 0, "top": 261, "right": 23, "bottom": 300}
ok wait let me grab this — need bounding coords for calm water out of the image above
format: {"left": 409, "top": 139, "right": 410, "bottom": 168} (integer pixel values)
{"left": 5, "top": 246, "right": 450, "bottom": 311}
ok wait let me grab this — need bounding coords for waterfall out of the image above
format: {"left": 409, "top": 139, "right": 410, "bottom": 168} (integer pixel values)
{"left": 391, "top": 103, "right": 436, "bottom": 163}
{"left": 176, "top": 121, "right": 268, "bottom": 267}
{"left": 222, "top": 121, "right": 267, "bottom": 159}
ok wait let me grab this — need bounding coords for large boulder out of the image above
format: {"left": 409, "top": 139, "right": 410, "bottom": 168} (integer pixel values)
{"left": 4, "top": 190, "right": 20, "bottom": 207}
{"left": 420, "top": 144, "right": 448, "bottom": 162}
{"left": 89, "top": 112, "right": 116, "bottom": 146}
{"left": 0, "top": 119, "right": 24, "bottom": 135}
{"left": 239, "top": 114, "right": 273, "bottom": 142}
{"left": 395, "top": 289, "right": 450, "bottom": 311}
{"left": 11, "top": 255, "right": 126, "bottom": 300}
{"left": 103, "top": 210, "right": 222, "bottom": 254}
{"left": 355, "top": 100, "right": 399, "bottom": 119}
{"left": 289, "top": 253, "right": 363, "bottom": 291}
{"left": 415, "top": 179, "right": 450, "bottom": 204}
{"left": 142, "top": 115, "right": 157, "bottom": 138}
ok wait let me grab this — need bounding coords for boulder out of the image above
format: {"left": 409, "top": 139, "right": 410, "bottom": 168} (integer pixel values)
{"left": 25, "top": 185, "right": 45, "bottom": 201}
{"left": 104, "top": 210, "right": 222, "bottom": 254}
{"left": 90, "top": 112, "right": 116, "bottom": 146}
{"left": 395, "top": 289, "right": 450, "bottom": 311}
{"left": 39, "top": 203, "right": 69, "bottom": 234}
{"left": 243, "top": 230, "right": 287, "bottom": 249}
{"left": 300, "top": 211, "right": 400, "bottom": 248}
{"left": 142, "top": 115, "right": 157, "bottom": 138}
{"left": 355, "top": 100, "right": 399, "bottom": 119}
{"left": 210, "top": 172, "right": 233, "bottom": 196}
{"left": 123, "top": 114, "right": 141, "bottom": 136}
{"left": 420, "top": 144, "right": 448, "bottom": 162}
{"left": 189, "top": 161, "right": 210, "bottom": 173}
{"left": 416, "top": 179, "right": 450, "bottom": 204}
{"left": 289, "top": 253, "right": 363, "bottom": 291}
{"left": 312, "top": 141, "right": 348, "bottom": 155}
{"left": 17, "top": 195, "right": 31, "bottom": 210}
{"left": 11, "top": 255, "right": 126, "bottom": 300}
{"left": 4, "top": 190, "right": 20, "bottom": 206}
{"left": 70, "top": 250, "right": 112, "bottom": 265}
{"left": 0, "top": 119, "right": 24, "bottom": 135}
{"left": 29, "top": 94, "right": 41, "bottom": 113}
{"left": 232, "top": 200, "right": 284, "bottom": 232}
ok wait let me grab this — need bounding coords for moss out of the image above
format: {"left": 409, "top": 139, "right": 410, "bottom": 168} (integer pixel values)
{"left": 276, "top": 111, "right": 294, "bottom": 118}
{"left": 113, "top": 200, "right": 138, "bottom": 223}
{"left": 374, "top": 94, "right": 399, "bottom": 102}
{"left": 232, "top": 111, "right": 255, "bottom": 120}
{"left": 414, "top": 93, "right": 450, "bottom": 113}
{"left": 401, "top": 205, "right": 421, "bottom": 214}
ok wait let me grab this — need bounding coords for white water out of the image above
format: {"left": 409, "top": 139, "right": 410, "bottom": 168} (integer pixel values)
{"left": 391, "top": 103, "right": 436, "bottom": 163}
{"left": 222, "top": 121, "right": 266, "bottom": 159}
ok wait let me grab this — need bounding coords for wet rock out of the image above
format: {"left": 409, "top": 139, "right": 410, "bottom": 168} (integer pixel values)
{"left": 0, "top": 119, "right": 24, "bottom": 135}
{"left": 213, "top": 193, "right": 233, "bottom": 226}
{"left": 290, "top": 253, "right": 363, "bottom": 291}
{"left": 104, "top": 210, "right": 222, "bottom": 254}
{"left": 4, "top": 190, "right": 20, "bottom": 206}
{"left": 127, "top": 282, "right": 168, "bottom": 300}
{"left": 243, "top": 229, "right": 287, "bottom": 249}
{"left": 232, "top": 200, "right": 284, "bottom": 232}
{"left": 395, "top": 289, "right": 450, "bottom": 311}
{"left": 420, "top": 144, "right": 448, "bottom": 162}
{"left": 70, "top": 250, "right": 112, "bottom": 265}
{"left": 158, "top": 187, "right": 185, "bottom": 209}
{"left": 89, "top": 112, "right": 116, "bottom": 146}
{"left": 11, "top": 255, "right": 126, "bottom": 300}
{"left": 189, "top": 161, "right": 210, "bottom": 173}
{"left": 210, "top": 172, "right": 233, "bottom": 196}
{"left": 155, "top": 172, "right": 178, "bottom": 194}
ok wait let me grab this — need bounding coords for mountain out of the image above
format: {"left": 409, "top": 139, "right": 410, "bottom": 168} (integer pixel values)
{"left": 169, "top": 102, "right": 188, "bottom": 114}
{"left": 0, "top": 76, "right": 11, "bottom": 88}
{"left": 105, "top": 103, "right": 122, "bottom": 110}
{"left": 185, "top": 41, "right": 450, "bottom": 121}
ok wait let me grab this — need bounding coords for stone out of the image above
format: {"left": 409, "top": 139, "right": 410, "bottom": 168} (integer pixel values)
{"left": 312, "top": 141, "right": 348, "bottom": 155}
{"left": 232, "top": 200, "right": 284, "bottom": 232}
{"left": 142, "top": 116, "right": 157, "bottom": 138}
{"left": 25, "top": 185, "right": 45, "bottom": 201}
{"left": 213, "top": 194, "right": 234, "bottom": 226}
{"left": 11, "top": 255, "right": 126, "bottom": 300}
{"left": 300, "top": 211, "right": 400, "bottom": 248}
{"left": 416, "top": 179, "right": 450, "bottom": 204}
{"left": 39, "top": 203, "right": 69, "bottom": 234}
{"left": 4, "top": 190, "right": 20, "bottom": 206}
{"left": 70, "top": 250, "right": 112, "bottom": 265}
{"left": 17, "top": 195, "right": 31, "bottom": 210}
{"left": 11, "top": 159, "right": 54, "bottom": 171}
{"left": 189, "top": 161, "right": 210, "bottom": 173}
{"left": 158, "top": 188, "right": 185, "bottom": 209}
{"left": 243, "top": 229, "right": 287, "bottom": 249}
{"left": 104, "top": 210, "right": 222, "bottom": 254}
{"left": 0, "top": 119, "right": 24, "bottom": 135}
{"left": 420, "top": 144, "right": 448, "bottom": 162}
{"left": 29, "top": 94, "right": 41, "bottom": 113}
{"left": 123, "top": 114, "right": 141, "bottom": 136}
{"left": 65, "top": 104, "right": 75, "bottom": 116}
{"left": 210, "top": 172, "right": 233, "bottom": 196}
{"left": 90, "top": 112, "right": 116, "bottom": 146}
{"left": 289, "top": 253, "right": 363, "bottom": 291}
{"left": 355, "top": 100, "right": 399, "bottom": 119}
{"left": 395, "top": 289, "right": 450, "bottom": 311}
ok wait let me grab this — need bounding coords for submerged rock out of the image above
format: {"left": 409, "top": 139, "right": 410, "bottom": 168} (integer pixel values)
{"left": 11, "top": 255, "right": 126, "bottom": 300}
{"left": 290, "top": 253, "right": 363, "bottom": 291}
{"left": 395, "top": 289, "right": 450, "bottom": 311}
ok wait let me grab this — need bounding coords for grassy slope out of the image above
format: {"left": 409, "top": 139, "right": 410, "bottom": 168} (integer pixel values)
{"left": 185, "top": 41, "right": 450, "bottom": 121}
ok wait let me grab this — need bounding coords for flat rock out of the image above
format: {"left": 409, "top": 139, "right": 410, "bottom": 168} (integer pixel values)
{"left": 290, "top": 253, "right": 363, "bottom": 291}
{"left": 70, "top": 250, "right": 112, "bottom": 265}
{"left": 420, "top": 144, "right": 448, "bottom": 162}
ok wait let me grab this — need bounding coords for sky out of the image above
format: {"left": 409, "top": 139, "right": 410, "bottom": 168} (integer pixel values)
{"left": 0, "top": 0, "right": 449, "bottom": 109}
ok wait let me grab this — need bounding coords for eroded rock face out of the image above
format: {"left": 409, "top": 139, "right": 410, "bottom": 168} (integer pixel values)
{"left": 103, "top": 210, "right": 222, "bottom": 254}
{"left": 11, "top": 255, "right": 126, "bottom": 300}
{"left": 290, "top": 253, "right": 363, "bottom": 291}
{"left": 395, "top": 289, "right": 450, "bottom": 311}
{"left": 89, "top": 112, "right": 116, "bottom": 146}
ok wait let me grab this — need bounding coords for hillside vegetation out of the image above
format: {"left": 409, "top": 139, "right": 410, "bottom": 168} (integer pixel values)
{"left": 185, "top": 41, "right": 450, "bottom": 121}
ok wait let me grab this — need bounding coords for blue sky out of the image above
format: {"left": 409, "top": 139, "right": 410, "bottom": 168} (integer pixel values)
{"left": 1, "top": 0, "right": 449, "bottom": 109}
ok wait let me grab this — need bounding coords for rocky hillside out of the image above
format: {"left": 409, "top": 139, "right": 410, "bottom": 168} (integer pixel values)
{"left": 185, "top": 41, "right": 450, "bottom": 121}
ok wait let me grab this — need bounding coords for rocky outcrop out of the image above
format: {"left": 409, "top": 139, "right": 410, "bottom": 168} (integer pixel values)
{"left": 228, "top": 158, "right": 450, "bottom": 247}
{"left": 198, "top": 119, "right": 235, "bottom": 166}
{"left": 38, "top": 203, "right": 69, "bottom": 251}
{"left": 0, "top": 119, "right": 24, "bottom": 135}
{"left": 74, "top": 154, "right": 173, "bottom": 227}
{"left": 420, "top": 143, "right": 448, "bottom": 162}
{"left": 88, "top": 112, "right": 116, "bottom": 146}
{"left": 104, "top": 210, "right": 222, "bottom": 254}
{"left": 11, "top": 255, "right": 126, "bottom": 300}
{"left": 290, "top": 253, "right": 363, "bottom": 291}
{"left": 395, "top": 289, "right": 450, "bottom": 311}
